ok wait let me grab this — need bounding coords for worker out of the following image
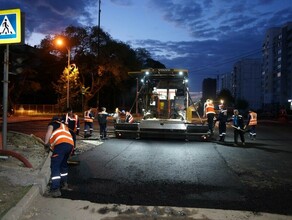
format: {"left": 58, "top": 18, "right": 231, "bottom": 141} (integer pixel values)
{"left": 215, "top": 104, "right": 228, "bottom": 142}
{"left": 84, "top": 107, "right": 94, "bottom": 138}
{"left": 113, "top": 107, "right": 121, "bottom": 123}
{"left": 231, "top": 109, "right": 245, "bottom": 146}
{"left": 246, "top": 109, "right": 257, "bottom": 140}
{"left": 279, "top": 106, "right": 287, "bottom": 122}
{"left": 43, "top": 116, "right": 74, "bottom": 197}
{"left": 203, "top": 99, "right": 216, "bottom": 134}
{"left": 97, "top": 107, "right": 110, "bottom": 140}
{"left": 62, "top": 108, "right": 80, "bottom": 154}
{"left": 125, "top": 111, "right": 134, "bottom": 123}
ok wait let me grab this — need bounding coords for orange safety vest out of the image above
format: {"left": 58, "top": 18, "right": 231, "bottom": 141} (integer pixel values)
{"left": 49, "top": 122, "right": 74, "bottom": 151}
{"left": 84, "top": 111, "right": 93, "bottom": 123}
{"left": 65, "top": 113, "right": 79, "bottom": 132}
{"left": 126, "top": 113, "right": 134, "bottom": 123}
{"left": 205, "top": 103, "right": 215, "bottom": 114}
{"left": 249, "top": 112, "right": 257, "bottom": 125}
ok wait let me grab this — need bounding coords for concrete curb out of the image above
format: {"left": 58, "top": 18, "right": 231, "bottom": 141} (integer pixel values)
{"left": 2, "top": 153, "right": 51, "bottom": 220}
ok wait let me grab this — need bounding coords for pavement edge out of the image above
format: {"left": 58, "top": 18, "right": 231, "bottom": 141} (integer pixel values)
{"left": 2, "top": 153, "right": 51, "bottom": 220}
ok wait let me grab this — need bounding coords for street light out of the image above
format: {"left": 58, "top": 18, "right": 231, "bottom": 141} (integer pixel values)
{"left": 56, "top": 38, "right": 71, "bottom": 108}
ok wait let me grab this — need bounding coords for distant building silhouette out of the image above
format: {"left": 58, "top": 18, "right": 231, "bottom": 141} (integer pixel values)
{"left": 207, "top": 21, "right": 292, "bottom": 113}
{"left": 202, "top": 78, "right": 216, "bottom": 102}
{"left": 231, "top": 58, "right": 262, "bottom": 110}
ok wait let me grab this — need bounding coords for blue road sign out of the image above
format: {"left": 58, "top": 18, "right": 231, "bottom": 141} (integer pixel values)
{"left": 0, "top": 8, "right": 22, "bottom": 44}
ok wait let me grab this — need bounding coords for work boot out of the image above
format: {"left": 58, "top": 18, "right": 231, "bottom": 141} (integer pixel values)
{"left": 43, "top": 189, "right": 61, "bottom": 198}
{"left": 61, "top": 182, "right": 73, "bottom": 191}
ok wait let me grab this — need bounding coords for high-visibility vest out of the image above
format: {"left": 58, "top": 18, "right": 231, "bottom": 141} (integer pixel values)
{"left": 65, "top": 113, "right": 79, "bottom": 132}
{"left": 49, "top": 122, "right": 74, "bottom": 151}
{"left": 126, "top": 113, "right": 134, "bottom": 123}
{"left": 205, "top": 103, "right": 215, "bottom": 114}
{"left": 249, "top": 112, "right": 257, "bottom": 125}
{"left": 84, "top": 111, "right": 93, "bottom": 122}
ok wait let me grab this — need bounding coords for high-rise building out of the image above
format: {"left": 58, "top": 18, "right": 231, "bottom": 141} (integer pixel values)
{"left": 217, "top": 72, "right": 232, "bottom": 92}
{"left": 262, "top": 22, "right": 292, "bottom": 112}
{"left": 231, "top": 58, "right": 262, "bottom": 110}
{"left": 202, "top": 78, "right": 217, "bottom": 101}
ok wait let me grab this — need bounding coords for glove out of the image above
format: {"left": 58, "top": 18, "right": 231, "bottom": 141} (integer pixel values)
{"left": 76, "top": 130, "right": 79, "bottom": 135}
{"left": 237, "top": 127, "right": 240, "bottom": 130}
{"left": 44, "top": 143, "right": 50, "bottom": 153}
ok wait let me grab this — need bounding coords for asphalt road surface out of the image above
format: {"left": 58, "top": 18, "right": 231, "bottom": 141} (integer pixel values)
{"left": 7, "top": 119, "right": 292, "bottom": 215}
{"left": 64, "top": 121, "right": 292, "bottom": 215}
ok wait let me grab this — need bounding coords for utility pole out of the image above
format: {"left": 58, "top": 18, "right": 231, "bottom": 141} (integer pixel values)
{"left": 97, "top": 0, "right": 101, "bottom": 108}
{"left": 1, "top": 45, "right": 9, "bottom": 149}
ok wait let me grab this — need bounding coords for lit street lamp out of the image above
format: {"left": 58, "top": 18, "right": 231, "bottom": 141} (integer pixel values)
{"left": 56, "top": 38, "right": 71, "bottom": 108}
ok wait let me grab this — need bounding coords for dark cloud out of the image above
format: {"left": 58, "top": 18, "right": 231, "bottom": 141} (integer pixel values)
{"left": 140, "top": 0, "right": 292, "bottom": 90}
{"left": 1, "top": 0, "right": 95, "bottom": 39}
{"left": 1, "top": 0, "right": 291, "bottom": 91}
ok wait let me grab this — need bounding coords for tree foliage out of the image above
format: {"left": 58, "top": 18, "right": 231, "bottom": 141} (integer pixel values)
{"left": 217, "top": 89, "right": 235, "bottom": 107}
{"left": 1, "top": 25, "right": 165, "bottom": 111}
{"left": 43, "top": 25, "right": 164, "bottom": 111}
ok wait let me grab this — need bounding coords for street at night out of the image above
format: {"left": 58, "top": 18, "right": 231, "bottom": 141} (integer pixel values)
{"left": 53, "top": 121, "right": 292, "bottom": 215}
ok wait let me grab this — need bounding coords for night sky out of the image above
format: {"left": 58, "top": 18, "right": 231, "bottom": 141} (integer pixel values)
{"left": 1, "top": 0, "right": 292, "bottom": 91}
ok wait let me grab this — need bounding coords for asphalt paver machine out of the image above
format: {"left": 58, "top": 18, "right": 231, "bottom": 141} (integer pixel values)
{"left": 114, "top": 68, "right": 210, "bottom": 140}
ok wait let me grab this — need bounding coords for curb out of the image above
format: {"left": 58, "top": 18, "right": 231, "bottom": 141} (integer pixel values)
{"left": 2, "top": 153, "right": 51, "bottom": 220}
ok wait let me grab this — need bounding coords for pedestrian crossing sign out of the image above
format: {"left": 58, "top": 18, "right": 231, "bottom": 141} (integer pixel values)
{"left": 0, "top": 8, "right": 22, "bottom": 44}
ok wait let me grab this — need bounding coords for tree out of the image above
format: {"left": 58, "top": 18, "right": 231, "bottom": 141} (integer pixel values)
{"left": 51, "top": 26, "right": 142, "bottom": 110}
{"left": 0, "top": 44, "right": 61, "bottom": 106}
{"left": 217, "top": 89, "right": 235, "bottom": 107}
{"left": 52, "top": 65, "right": 81, "bottom": 110}
{"left": 235, "top": 98, "right": 249, "bottom": 113}
{"left": 12, "top": 25, "right": 166, "bottom": 110}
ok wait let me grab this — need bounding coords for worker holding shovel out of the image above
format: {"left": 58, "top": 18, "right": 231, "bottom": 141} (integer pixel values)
{"left": 230, "top": 109, "right": 246, "bottom": 146}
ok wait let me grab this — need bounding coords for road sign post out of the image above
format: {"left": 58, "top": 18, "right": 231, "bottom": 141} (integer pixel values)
{"left": 0, "top": 8, "right": 24, "bottom": 149}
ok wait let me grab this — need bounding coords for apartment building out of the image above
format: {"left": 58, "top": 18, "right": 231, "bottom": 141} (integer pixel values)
{"left": 262, "top": 22, "right": 292, "bottom": 112}
{"left": 231, "top": 58, "right": 262, "bottom": 110}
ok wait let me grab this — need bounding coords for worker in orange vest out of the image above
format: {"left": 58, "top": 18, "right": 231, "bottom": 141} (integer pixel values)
{"left": 43, "top": 116, "right": 74, "bottom": 197}
{"left": 125, "top": 111, "right": 134, "bottom": 123}
{"left": 203, "top": 99, "right": 216, "bottom": 134}
{"left": 246, "top": 109, "right": 257, "bottom": 140}
{"left": 84, "top": 107, "right": 95, "bottom": 138}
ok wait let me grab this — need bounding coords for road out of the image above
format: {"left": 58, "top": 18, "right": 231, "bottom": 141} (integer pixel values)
{"left": 7, "top": 119, "right": 292, "bottom": 215}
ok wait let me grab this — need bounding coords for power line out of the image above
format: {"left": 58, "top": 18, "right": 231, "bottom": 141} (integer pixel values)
{"left": 192, "top": 47, "right": 263, "bottom": 73}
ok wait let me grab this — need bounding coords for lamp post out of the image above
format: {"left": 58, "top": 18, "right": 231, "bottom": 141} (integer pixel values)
{"left": 56, "top": 38, "right": 71, "bottom": 108}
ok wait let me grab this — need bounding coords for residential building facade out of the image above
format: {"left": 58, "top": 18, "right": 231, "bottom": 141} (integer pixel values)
{"left": 231, "top": 58, "right": 262, "bottom": 110}
{"left": 262, "top": 22, "right": 292, "bottom": 113}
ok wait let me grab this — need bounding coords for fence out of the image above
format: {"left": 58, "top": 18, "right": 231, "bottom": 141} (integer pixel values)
{"left": 13, "top": 104, "right": 61, "bottom": 116}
